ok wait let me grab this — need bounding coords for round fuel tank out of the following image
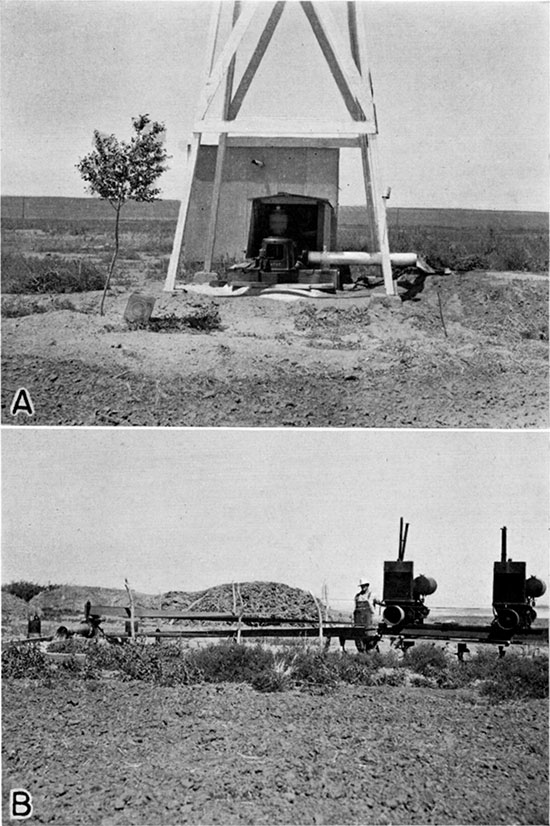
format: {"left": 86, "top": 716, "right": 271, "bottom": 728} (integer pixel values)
{"left": 413, "top": 575, "right": 437, "bottom": 597}
{"left": 526, "top": 576, "right": 547, "bottom": 598}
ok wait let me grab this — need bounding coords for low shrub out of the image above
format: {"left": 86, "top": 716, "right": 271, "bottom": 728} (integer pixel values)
{"left": 187, "top": 642, "right": 273, "bottom": 684}
{"left": 2, "top": 252, "right": 105, "bottom": 293}
{"left": 289, "top": 651, "right": 340, "bottom": 688}
{"left": 109, "top": 642, "right": 202, "bottom": 686}
{"left": 2, "top": 645, "right": 48, "bottom": 679}
{"left": 251, "top": 659, "right": 293, "bottom": 693}
{"left": 401, "top": 643, "right": 449, "bottom": 677}
{"left": 480, "top": 654, "right": 548, "bottom": 702}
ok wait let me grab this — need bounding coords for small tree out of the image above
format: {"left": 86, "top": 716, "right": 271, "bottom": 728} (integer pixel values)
{"left": 76, "top": 114, "right": 169, "bottom": 314}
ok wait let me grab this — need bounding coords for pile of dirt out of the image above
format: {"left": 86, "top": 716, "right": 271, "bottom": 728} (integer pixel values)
{"left": 28, "top": 585, "right": 159, "bottom": 618}
{"left": 162, "top": 581, "right": 320, "bottom": 621}
{"left": 18, "top": 582, "right": 321, "bottom": 624}
{"left": 2, "top": 272, "right": 547, "bottom": 428}
{"left": 1, "top": 592, "right": 31, "bottom": 623}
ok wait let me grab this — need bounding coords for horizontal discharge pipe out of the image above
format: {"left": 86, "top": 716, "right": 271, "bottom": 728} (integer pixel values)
{"left": 308, "top": 251, "right": 418, "bottom": 268}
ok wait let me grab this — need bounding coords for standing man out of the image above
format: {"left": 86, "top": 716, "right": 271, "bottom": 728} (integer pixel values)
{"left": 353, "top": 580, "right": 379, "bottom": 652}
{"left": 354, "top": 581, "right": 375, "bottom": 626}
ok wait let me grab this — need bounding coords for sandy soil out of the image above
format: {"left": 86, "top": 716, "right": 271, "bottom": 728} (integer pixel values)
{"left": 2, "top": 272, "right": 548, "bottom": 427}
{"left": 2, "top": 680, "right": 548, "bottom": 825}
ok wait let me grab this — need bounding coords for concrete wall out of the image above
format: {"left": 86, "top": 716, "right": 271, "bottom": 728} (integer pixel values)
{"left": 179, "top": 145, "right": 339, "bottom": 270}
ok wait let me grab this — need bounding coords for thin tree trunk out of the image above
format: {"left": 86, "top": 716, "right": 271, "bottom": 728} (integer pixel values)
{"left": 100, "top": 202, "right": 122, "bottom": 315}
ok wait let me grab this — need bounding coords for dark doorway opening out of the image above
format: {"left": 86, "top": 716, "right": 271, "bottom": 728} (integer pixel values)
{"left": 247, "top": 195, "right": 333, "bottom": 258}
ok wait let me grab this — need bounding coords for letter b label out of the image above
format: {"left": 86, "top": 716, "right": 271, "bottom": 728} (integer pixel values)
{"left": 10, "top": 789, "right": 33, "bottom": 820}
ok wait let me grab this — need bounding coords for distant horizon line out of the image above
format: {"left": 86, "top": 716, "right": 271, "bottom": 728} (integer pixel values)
{"left": 1, "top": 194, "right": 547, "bottom": 216}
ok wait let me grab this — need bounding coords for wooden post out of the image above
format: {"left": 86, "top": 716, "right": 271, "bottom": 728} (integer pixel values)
{"left": 311, "top": 593, "right": 324, "bottom": 649}
{"left": 124, "top": 578, "right": 136, "bottom": 641}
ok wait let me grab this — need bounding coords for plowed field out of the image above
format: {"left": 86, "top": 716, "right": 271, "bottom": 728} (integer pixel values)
{"left": 2, "top": 680, "right": 548, "bottom": 825}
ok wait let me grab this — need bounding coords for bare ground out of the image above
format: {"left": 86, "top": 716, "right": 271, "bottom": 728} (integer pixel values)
{"left": 2, "top": 679, "right": 548, "bottom": 826}
{"left": 2, "top": 272, "right": 548, "bottom": 428}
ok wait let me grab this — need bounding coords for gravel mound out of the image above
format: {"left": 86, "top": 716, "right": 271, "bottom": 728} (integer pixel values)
{"left": 162, "top": 581, "right": 319, "bottom": 620}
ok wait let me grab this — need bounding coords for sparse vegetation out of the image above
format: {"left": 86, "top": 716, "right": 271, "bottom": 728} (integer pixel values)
{"left": 2, "top": 251, "right": 105, "bottom": 294}
{"left": 3, "top": 639, "right": 547, "bottom": 702}
{"left": 2, "top": 199, "right": 548, "bottom": 278}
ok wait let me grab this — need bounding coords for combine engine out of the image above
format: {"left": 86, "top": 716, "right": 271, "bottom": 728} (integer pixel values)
{"left": 380, "top": 519, "right": 438, "bottom": 631}
{"left": 492, "top": 527, "right": 546, "bottom": 632}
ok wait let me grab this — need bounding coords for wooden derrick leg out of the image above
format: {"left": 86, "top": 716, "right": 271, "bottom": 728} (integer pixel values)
{"left": 359, "top": 134, "right": 394, "bottom": 296}
{"left": 203, "top": 133, "right": 228, "bottom": 273}
{"left": 164, "top": 133, "right": 200, "bottom": 291}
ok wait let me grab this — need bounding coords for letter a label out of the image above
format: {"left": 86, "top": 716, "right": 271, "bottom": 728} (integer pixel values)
{"left": 10, "top": 789, "right": 33, "bottom": 820}
{"left": 10, "top": 388, "right": 34, "bottom": 417}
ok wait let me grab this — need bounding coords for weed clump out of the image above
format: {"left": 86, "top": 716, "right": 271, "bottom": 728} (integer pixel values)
{"left": 401, "top": 643, "right": 449, "bottom": 678}
{"left": 2, "top": 645, "right": 48, "bottom": 679}
{"left": 188, "top": 643, "right": 273, "bottom": 684}
{"left": 126, "top": 308, "right": 222, "bottom": 334}
{"left": 479, "top": 654, "right": 548, "bottom": 702}
{"left": 2, "top": 252, "right": 104, "bottom": 294}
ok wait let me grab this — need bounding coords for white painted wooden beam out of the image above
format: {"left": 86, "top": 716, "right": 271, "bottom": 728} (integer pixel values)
{"left": 351, "top": 0, "right": 379, "bottom": 132}
{"left": 225, "top": 136, "right": 361, "bottom": 148}
{"left": 203, "top": 2, "right": 241, "bottom": 272}
{"left": 164, "top": 133, "right": 201, "bottom": 291}
{"left": 194, "top": 117, "right": 377, "bottom": 136}
{"left": 196, "top": 3, "right": 260, "bottom": 121}
{"left": 360, "top": 134, "right": 395, "bottom": 296}
{"left": 228, "top": 1, "right": 286, "bottom": 121}
{"left": 300, "top": 1, "right": 375, "bottom": 124}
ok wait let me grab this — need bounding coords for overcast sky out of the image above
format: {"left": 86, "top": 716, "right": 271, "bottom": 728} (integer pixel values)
{"left": 1, "top": 0, "right": 548, "bottom": 211}
{"left": 2, "top": 429, "right": 548, "bottom": 611}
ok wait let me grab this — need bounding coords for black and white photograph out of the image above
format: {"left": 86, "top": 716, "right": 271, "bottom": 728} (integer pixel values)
{"left": 1, "top": 1, "right": 548, "bottom": 825}
{"left": 1, "top": 0, "right": 548, "bottom": 427}
{"left": 2, "top": 429, "right": 549, "bottom": 824}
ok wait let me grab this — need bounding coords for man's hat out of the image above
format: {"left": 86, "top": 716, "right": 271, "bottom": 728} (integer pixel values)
{"left": 359, "top": 580, "right": 370, "bottom": 588}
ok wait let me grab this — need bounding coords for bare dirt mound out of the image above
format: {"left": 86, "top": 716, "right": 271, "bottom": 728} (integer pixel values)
{"left": 2, "top": 272, "right": 547, "bottom": 427}
{"left": 1, "top": 592, "right": 31, "bottom": 622}
{"left": 162, "top": 581, "right": 319, "bottom": 620}
{"left": 28, "top": 585, "right": 159, "bottom": 618}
